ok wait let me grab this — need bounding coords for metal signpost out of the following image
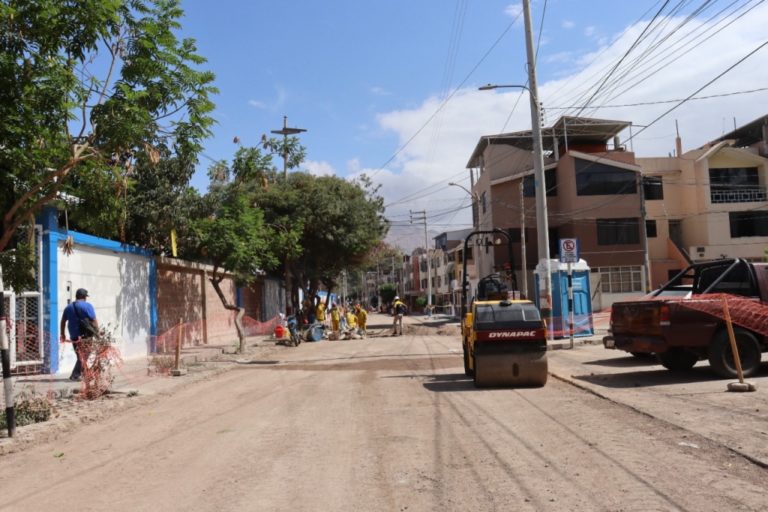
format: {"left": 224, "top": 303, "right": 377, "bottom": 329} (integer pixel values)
{"left": 560, "top": 238, "right": 579, "bottom": 349}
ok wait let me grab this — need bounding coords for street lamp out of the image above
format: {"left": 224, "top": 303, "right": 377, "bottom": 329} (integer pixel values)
{"left": 448, "top": 181, "right": 479, "bottom": 228}
{"left": 271, "top": 115, "right": 307, "bottom": 180}
{"left": 477, "top": 0, "right": 553, "bottom": 337}
{"left": 448, "top": 181, "right": 478, "bottom": 200}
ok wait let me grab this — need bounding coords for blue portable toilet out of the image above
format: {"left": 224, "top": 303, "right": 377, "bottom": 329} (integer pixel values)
{"left": 534, "top": 259, "right": 594, "bottom": 339}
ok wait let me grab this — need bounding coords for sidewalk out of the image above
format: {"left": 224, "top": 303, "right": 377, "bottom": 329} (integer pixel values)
{"left": 0, "top": 335, "right": 279, "bottom": 455}
{"left": 547, "top": 342, "right": 768, "bottom": 468}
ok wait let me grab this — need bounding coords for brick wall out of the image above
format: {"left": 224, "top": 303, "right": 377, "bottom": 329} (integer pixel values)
{"left": 156, "top": 258, "right": 248, "bottom": 347}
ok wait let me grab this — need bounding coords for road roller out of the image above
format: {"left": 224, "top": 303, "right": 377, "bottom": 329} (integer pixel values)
{"left": 462, "top": 297, "right": 548, "bottom": 388}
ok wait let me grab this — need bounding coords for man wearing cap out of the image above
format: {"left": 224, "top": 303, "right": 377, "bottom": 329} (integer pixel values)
{"left": 391, "top": 296, "right": 407, "bottom": 336}
{"left": 59, "top": 288, "right": 99, "bottom": 381}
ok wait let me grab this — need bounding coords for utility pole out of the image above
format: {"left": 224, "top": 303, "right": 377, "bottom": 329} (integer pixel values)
{"left": 519, "top": 180, "right": 528, "bottom": 299}
{"left": 0, "top": 271, "right": 15, "bottom": 437}
{"left": 270, "top": 116, "right": 306, "bottom": 314}
{"left": 270, "top": 115, "right": 306, "bottom": 181}
{"left": 410, "top": 210, "right": 432, "bottom": 308}
{"left": 523, "top": 0, "right": 553, "bottom": 338}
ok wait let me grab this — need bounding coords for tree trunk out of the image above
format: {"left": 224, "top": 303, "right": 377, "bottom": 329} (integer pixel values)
{"left": 209, "top": 273, "right": 247, "bottom": 354}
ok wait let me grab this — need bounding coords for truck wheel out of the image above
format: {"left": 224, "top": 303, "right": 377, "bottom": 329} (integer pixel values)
{"left": 708, "top": 328, "right": 762, "bottom": 379}
{"left": 657, "top": 348, "right": 698, "bottom": 372}
{"left": 463, "top": 342, "right": 474, "bottom": 377}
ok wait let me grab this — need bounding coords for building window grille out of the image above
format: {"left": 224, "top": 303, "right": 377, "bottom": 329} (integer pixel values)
{"left": 596, "top": 266, "right": 643, "bottom": 293}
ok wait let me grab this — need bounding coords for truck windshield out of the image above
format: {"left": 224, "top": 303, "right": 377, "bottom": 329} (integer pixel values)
{"left": 474, "top": 303, "right": 541, "bottom": 329}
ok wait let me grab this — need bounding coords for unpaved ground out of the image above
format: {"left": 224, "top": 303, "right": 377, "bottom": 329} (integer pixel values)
{"left": 2, "top": 324, "right": 767, "bottom": 511}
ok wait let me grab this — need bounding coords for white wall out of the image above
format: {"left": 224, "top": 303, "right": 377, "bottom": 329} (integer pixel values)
{"left": 56, "top": 243, "right": 151, "bottom": 373}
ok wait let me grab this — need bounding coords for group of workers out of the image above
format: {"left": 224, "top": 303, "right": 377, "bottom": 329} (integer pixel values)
{"left": 313, "top": 299, "right": 368, "bottom": 338}
{"left": 296, "top": 294, "right": 410, "bottom": 339}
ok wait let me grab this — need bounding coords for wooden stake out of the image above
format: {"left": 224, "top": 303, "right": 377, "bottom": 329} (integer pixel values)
{"left": 721, "top": 297, "right": 745, "bottom": 384}
{"left": 170, "top": 318, "right": 188, "bottom": 376}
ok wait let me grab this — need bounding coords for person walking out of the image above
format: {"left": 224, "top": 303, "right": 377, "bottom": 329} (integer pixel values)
{"left": 354, "top": 303, "right": 368, "bottom": 338}
{"left": 315, "top": 297, "right": 327, "bottom": 327}
{"left": 391, "top": 296, "right": 407, "bottom": 336}
{"left": 59, "top": 288, "right": 99, "bottom": 381}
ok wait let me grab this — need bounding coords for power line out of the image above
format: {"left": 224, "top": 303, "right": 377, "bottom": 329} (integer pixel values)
{"left": 574, "top": 0, "right": 672, "bottom": 117}
{"left": 547, "top": 87, "right": 768, "bottom": 109}
{"left": 368, "top": 12, "right": 521, "bottom": 180}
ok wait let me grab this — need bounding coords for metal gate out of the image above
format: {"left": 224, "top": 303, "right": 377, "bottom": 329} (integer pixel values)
{"left": 2, "top": 226, "right": 44, "bottom": 372}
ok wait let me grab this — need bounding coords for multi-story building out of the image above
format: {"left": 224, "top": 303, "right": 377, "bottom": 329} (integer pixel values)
{"left": 466, "top": 116, "right": 647, "bottom": 309}
{"left": 639, "top": 116, "right": 768, "bottom": 287}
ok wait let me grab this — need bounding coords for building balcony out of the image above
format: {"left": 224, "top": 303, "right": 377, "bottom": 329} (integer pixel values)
{"left": 710, "top": 186, "right": 767, "bottom": 204}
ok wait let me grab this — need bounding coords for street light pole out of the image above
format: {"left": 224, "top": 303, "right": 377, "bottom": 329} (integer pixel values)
{"left": 477, "top": 0, "right": 552, "bottom": 337}
{"left": 523, "top": 0, "right": 553, "bottom": 337}
{"left": 410, "top": 210, "right": 432, "bottom": 308}
{"left": 271, "top": 115, "right": 307, "bottom": 181}
{"left": 448, "top": 181, "right": 479, "bottom": 228}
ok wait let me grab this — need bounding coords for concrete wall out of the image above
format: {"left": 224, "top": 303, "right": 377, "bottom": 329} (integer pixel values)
{"left": 41, "top": 208, "right": 156, "bottom": 375}
{"left": 57, "top": 243, "right": 153, "bottom": 368}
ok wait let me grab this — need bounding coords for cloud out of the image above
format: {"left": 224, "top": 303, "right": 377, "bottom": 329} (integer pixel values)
{"left": 248, "top": 99, "right": 266, "bottom": 109}
{"left": 504, "top": 3, "right": 523, "bottom": 21}
{"left": 365, "top": 5, "right": 768, "bottom": 234}
{"left": 303, "top": 160, "right": 336, "bottom": 177}
{"left": 370, "top": 86, "right": 391, "bottom": 96}
{"left": 562, "top": 20, "right": 575, "bottom": 29}
{"left": 584, "top": 25, "right": 596, "bottom": 37}
{"left": 545, "top": 51, "right": 575, "bottom": 64}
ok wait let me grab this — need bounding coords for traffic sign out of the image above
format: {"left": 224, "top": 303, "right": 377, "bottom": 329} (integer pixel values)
{"left": 559, "top": 238, "right": 579, "bottom": 263}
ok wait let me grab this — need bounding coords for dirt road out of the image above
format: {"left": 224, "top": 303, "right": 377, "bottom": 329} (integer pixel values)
{"left": 2, "top": 329, "right": 766, "bottom": 511}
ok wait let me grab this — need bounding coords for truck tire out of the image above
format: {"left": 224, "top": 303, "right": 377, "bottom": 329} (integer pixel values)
{"left": 708, "top": 328, "right": 762, "bottom": 379}
{"left": 657, "top": 348, "right": 698, "bottom": 372}
{"left": 463, "top": 342, "right": 474, "bottom": 377}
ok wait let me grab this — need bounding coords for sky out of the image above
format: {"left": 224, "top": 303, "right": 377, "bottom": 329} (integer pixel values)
{"left": 180, "top": 0, "right": 768, "bottom": 251}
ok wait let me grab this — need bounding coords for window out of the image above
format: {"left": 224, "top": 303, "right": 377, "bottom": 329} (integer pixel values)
{"left": 596, "top": 266, "right": 643, "bottom": 293}
{"left": 481, "top": 191, "right": 487, "bottom": 214}
{"left": 729, "top": 211, "right": 768, "bottom": 237}
{"left": 710, "top": 167, "right": 763, "bottom": 203}
{"left": 523, "top": 169, "right": 557, "bottom": 197}
{"left": 507, "top": 228, "right": 521, "bottom": 243}
{"left": 645, "top": 219, "right": 657, "bottom": 238}
{"left": 596, "top": 218, "right": 640, "bottom": 245}
{"left": 643, "top": 176, "right": 664, "bottom": 200}
{"left": 575, "top": 158, "right": 637, "bottom": 196}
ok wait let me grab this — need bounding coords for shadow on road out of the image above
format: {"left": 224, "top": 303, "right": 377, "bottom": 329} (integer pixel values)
{"left": 421, "top": 373, "right": 476, "bottom": 392}
{"left": 571, "top": 367, "right": 725, "bottom": 388}
{"left": 582, "top": 355, "right": 660, "bottom": 368}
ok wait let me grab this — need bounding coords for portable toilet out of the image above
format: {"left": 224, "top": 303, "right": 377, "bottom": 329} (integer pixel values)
{"left": 534, "top": 259, "right": 594, "bottom": 339}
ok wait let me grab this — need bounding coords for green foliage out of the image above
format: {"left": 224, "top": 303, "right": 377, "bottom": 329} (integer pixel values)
{"left": 193, "top": 192, "right": 273, "bottom": 285}
{"left": 254, "top": 171, "right": 388, "bottom": 301}
{"left": 379, "top": 283, "right": 397, "bottom": 304}
{"left": 0, "top": 0, "right": 216, "bottom": 288}
{"left": 415, "top": 296, "right": 427, "bottom": 308}
{"left": 0, "top": 389, "right": 53, "bottom": 429}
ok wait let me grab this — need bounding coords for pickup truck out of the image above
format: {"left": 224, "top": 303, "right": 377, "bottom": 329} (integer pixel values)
{"left": 603, "top": 258, "right": 768, "bottom": 378}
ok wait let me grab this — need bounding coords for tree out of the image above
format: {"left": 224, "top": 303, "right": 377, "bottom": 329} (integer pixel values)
{"left": 0, "top": 0, "right": 216, "bottom": 291}
{"left": 254, "top": 172, "right": 388, "bottom": 309}
{"left": 192, "top": 187, "right": 274, "bottom": 353}
{"left": 378, "top": 283, "right": 397, "bottom": 305}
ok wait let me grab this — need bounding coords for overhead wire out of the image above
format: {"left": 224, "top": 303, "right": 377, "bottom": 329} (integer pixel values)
{"left": 367, "top": 10, "right": 521, "bottom": 181}
{"left": 580, "top": 0, "right": 765, "bottom": 117}
{"left": 573, "top": 0, "right": 672, "bottom": 117}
